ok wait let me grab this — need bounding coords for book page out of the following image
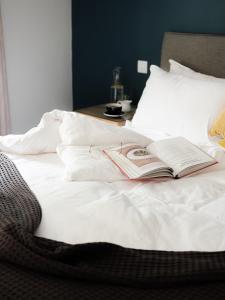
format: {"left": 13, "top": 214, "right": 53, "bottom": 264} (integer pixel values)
{"left": 104, "top": 144, "right": 173, "bottom": 179}
{"left": 149, "top": 137, "right": 216, "bottom": 177}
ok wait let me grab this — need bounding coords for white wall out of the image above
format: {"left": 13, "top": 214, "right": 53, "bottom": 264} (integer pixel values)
{"left": 1, "top": 0, "right": 72, "bottom": 133}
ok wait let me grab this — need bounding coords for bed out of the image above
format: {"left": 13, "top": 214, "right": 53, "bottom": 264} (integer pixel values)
{"left": 1, "top": 32, "right": 225, "bottom": 299}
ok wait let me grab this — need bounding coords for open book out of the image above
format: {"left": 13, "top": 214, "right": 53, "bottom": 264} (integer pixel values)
{"left": 103, "top": 137, "right": 217, "bottom": 180}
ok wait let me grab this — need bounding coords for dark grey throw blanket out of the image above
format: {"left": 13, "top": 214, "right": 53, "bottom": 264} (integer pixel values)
{"left": 1, "top": 153, "right": 225, "bottom": 299}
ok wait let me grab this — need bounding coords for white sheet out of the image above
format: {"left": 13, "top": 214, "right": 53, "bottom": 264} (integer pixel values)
{"left": 7, "top": 145, "right": 225, "bottom": 252}
{"left": 2, "top": 110, "right": 225, "bottom": 252}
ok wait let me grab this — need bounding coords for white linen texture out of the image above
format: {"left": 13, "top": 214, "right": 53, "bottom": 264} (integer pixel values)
{"left": 0, "top": 110, "right": 151, "bottom": 181}
{"left": 5, "top": 134, "right": 225, "bottom": 252}
{"left": 57, "top": 145, "right": 126, "bottom": 181}
{"left": 0, "top": 110, "right": 64, "bottom": 154}
{"left": 2, "top": 110, "right": 225, "bottom": 252}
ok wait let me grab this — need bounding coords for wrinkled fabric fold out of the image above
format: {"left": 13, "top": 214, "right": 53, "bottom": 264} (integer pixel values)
{"left": 2, "top": 153, "right": 225, "bottom": 299}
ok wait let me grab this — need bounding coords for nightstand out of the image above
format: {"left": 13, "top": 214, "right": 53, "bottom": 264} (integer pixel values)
{"left": 75, "top": 104, "right": 136, "bottom": 127}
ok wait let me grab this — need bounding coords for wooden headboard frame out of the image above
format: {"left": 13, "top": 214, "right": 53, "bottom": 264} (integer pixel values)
{"left": 161, "top": 32, "right": 225, "bottom": 78}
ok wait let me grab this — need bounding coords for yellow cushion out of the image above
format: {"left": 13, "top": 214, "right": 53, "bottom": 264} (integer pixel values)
{"left": 209, "top": 108, "right": 225, "bottom": 138}
{"left": 219, "top": 139, "right": 225, "bottom": 148}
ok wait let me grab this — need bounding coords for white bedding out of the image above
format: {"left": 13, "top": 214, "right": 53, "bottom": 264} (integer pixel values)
{"left": 2, "top": 110, "right": 225, "bottom": 252}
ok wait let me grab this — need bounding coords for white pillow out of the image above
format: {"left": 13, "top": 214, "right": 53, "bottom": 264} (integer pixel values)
{"left": 132, "top": 65, "right": 225, "bottom": 144}
{"left": 169, "top": 59, "right": 225, "bottom": 82}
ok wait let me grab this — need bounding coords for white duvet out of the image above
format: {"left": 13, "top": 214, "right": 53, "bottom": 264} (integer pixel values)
{"left": 2, "top": 110, "right": 225, "bottom": 252}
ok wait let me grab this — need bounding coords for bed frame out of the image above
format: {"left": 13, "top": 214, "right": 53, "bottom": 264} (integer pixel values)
{"left": 161, "top": 32, "right": 225, "bottom": 78}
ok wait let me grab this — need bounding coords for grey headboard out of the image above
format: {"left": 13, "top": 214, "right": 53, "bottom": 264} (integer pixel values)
{"left": 161, "top": 32, "right": 225, "bottom": 78}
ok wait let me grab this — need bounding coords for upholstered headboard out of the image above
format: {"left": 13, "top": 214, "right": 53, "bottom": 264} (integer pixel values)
{"left": 161, "top": 32, "right": 225, "bottom": 78}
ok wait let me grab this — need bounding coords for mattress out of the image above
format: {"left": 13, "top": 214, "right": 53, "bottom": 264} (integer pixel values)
{"left": 8, "top": 141, "right": 225, "bottom": 252}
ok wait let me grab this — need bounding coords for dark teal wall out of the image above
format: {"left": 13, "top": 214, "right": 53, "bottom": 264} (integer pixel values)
{"left": 72, "top": 0, "right": 225, "bottom": 109}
